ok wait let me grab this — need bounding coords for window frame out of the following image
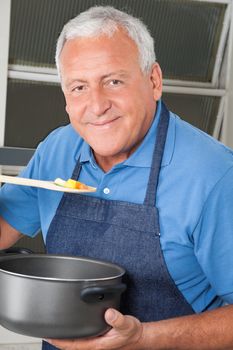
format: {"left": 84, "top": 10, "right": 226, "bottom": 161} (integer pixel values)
{"left": 0, "top": 0, "right": 233, "bottom": 149}
{"left": 0, "top": 0, "right": 11, "bottom": 147}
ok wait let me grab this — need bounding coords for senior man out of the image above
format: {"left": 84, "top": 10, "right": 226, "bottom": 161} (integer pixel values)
{"left": 0, "top": 6, "right": 233, "bottom": 350}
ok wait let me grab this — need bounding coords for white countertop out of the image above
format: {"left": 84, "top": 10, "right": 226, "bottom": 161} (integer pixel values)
{"left": 0, "top": 325, "right": 41, "bottom": 345}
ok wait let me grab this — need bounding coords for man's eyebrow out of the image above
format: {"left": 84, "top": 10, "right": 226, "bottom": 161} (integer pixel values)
{"left": 101, "top": 70, "right": 129, "bottom": 79}
{"left": 66, "top": 78, "right": 86, "bottom": 85}
{"left": 65, "top": 71, "right": 129, "bottom": 86}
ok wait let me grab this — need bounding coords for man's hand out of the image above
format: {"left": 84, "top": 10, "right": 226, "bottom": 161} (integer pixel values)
{"left": 45, "top": 308, "right": 144, "bottom": 350}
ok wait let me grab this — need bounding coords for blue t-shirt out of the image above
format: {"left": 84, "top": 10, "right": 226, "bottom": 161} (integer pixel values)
{"left": 1, "top": 100, "right": 233, "bottom": 313}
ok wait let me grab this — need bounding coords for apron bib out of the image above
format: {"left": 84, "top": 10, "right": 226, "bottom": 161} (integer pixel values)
{"left": 42, "top": 103, "right": 194, "bottom": 349}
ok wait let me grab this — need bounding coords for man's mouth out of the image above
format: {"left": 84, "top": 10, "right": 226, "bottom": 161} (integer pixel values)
{"left": 89, "top": 116, "right": 120, "bottom": 128}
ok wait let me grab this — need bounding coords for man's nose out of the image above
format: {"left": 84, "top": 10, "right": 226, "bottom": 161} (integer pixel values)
{"left": 88, "top": 88, "right": 111, "bottom": 116}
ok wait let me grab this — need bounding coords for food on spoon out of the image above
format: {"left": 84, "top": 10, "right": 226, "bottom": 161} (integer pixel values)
{"left": 65, "top": 179, "right": 89, "bottom": 190}
{"left": 54, "top": 178, "right": 89, "bottom": 190}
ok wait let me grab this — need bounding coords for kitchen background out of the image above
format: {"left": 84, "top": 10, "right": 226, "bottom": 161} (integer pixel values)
{"left": 0, "top": 0, "right": 233, "bottom": 348}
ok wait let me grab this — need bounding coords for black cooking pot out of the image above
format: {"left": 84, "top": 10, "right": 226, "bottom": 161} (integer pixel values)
{"left": 0, "top": 248, "right": 126, "bottom": 339}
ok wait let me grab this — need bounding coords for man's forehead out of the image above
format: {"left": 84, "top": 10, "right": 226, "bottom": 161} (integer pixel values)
{"left": 62, "top": 29, "right": 138, "bottom": 56}
{"left": 59, "top": 32, "right": 141, "bottom": 79}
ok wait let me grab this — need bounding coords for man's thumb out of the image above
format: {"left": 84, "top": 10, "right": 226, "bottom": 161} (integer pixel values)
{"left": 105, "top": 308, "right": 125, "bottom": 329}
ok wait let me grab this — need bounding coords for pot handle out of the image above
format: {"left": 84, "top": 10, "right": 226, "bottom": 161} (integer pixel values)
{"left": 0, "top": 247, "right": 34, "bottom": 255}
{"left": 80, "top": 283, "right": 126, "bottom": 303}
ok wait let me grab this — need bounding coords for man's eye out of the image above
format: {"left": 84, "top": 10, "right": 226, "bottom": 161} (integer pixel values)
{"left": 72, "top": 85, "right": 85, "bottom": 92}
{"left": 109, "top": 79, "right": 122, "bottom": 86}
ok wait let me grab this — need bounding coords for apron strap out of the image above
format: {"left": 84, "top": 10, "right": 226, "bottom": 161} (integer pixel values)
{"left": 143, "top": 102, "right": 170, "bottom": 207}
{"left": 71, "top": 158, "right": 82, "bottom": 180}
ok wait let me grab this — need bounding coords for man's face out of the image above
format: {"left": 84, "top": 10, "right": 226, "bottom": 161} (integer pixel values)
{"left": 60, "top": 29, "right": 162, "bottom": 170}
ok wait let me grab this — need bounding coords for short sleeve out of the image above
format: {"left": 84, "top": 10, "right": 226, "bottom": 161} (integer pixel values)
{"left": 0, "top": 145, "right": 42, "bottom": 236}
{"left": 193, "top": 166, "right": 233, "bottom": 302}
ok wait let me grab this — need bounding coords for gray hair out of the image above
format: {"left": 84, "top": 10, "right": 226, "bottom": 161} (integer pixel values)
{"left": 55, "top": 6, "right": 156, "bottom": 75}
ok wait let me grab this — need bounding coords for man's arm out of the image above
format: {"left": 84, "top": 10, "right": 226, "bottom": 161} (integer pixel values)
{"left": 0, "top": 216, "right": 23, "bottom": 249}
{"left": 46, "top": 305, "right": 233, "bottom": 350}
{"left": 141, "top": 305, "right": 233, "bottom": 350}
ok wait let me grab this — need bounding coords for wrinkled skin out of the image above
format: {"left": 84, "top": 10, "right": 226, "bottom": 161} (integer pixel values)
{"left": 45, "top": 308, "right": 144, "bottom": 350}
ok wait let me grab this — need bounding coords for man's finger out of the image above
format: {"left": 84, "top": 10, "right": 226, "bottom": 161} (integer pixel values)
{"left": 105, "top": 308, "right": 139, "bottom": 332}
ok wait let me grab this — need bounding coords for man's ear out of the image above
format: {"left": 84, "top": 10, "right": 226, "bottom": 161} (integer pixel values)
{"left": 65, "top": 104, "right": 70, "bottom": 115}
{"left": 150, "top": 63, "right": 163, "bottom": 101}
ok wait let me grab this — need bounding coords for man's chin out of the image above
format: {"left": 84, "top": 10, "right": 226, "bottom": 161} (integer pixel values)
{"left": 91, "top": 146, "right": 130, "bottom": 170}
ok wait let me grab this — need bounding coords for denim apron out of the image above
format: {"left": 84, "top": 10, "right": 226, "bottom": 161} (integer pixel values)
{"left": 42, "top": 103, "right": 194, "bottom": 349}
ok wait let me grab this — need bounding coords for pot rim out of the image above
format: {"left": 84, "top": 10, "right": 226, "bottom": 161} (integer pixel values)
{"left": 0, "top": 254, "right": 125, "bottom": 282}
